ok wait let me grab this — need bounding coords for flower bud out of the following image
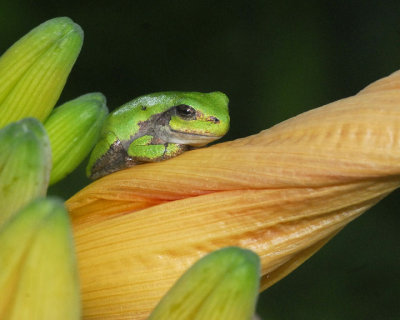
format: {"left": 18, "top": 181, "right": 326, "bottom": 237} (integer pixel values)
{"left": 0, "top": 17, "right": 83, "bottom": 128}
{"left": 0, "top": 118, "right": 51, "bottom": 225}
{"left": 149, "top": 247, "right": 260, "bottom": 320}
{"left": 0, "top": 197, "right": 80, "bottom": 320}
{"left": 67, "top": 69, "right": 400, "bottom": 319}
{"left": 44, "top": 93, "right": 108, "bottom": 185}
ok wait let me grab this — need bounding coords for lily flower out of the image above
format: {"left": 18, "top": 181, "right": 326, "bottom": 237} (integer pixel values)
{"left": 67, "top": 69, "right": 400, "bottom": 319}
{"left": 2, "top": 15, "right": 400, "bottom": 320}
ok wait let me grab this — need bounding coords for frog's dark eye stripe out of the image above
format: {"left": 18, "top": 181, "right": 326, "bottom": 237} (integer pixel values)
{"left": 175, "top": 104, "right": 196, "bottom": 119}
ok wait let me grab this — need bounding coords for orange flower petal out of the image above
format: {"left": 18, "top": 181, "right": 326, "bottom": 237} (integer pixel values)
{"left": 67, "top": 70, "right": 400, "bottom": 319}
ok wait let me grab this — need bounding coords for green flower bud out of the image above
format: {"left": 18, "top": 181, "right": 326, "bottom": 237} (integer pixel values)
{"left": 0, "top": 197, "right": 80, "bottom": 320}
{"left": 0, "top": 118, "right": 51, "bottom": 225}
{"left": 148, "top": 247, "right": 260, "bottom": 320}
{"left": 0, "top": 17, "right": 83, "bottom": 128}
{"left": 44, "top": 93, "right": 108, "bottom": 185}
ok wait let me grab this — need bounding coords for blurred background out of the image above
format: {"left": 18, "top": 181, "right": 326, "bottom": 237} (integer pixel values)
{"left": 1, "top": 1, "right": 399, "bottom": 318}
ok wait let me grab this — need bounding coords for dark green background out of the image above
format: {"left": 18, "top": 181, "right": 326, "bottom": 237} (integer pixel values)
{"left": 1, "top": 1, "right": 399, "bottom": 319}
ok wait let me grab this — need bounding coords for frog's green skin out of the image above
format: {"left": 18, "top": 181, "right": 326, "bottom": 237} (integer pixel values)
{"left": 87, "top": 91, "right": 230, "bottom": 179}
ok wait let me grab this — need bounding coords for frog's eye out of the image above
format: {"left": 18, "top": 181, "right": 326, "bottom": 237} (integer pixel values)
{"left": 175, "top": 104, "right": 196, "bottom": 120}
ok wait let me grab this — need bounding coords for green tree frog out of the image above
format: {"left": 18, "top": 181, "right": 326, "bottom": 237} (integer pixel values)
{"left": 87, "top": 91, "right": 230, "bottom": 179}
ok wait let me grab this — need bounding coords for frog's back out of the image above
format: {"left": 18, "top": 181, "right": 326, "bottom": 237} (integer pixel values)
{"left": 103, "top": 93, "right": 170, "bottom": 140}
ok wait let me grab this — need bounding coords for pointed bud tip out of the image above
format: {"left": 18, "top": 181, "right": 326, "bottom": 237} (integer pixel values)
{"left": 77, "top": 92, "right": 108, "bottom": 112}
{"left": 208, "top": 247, "right": 260, "bottom": 275}
{"left": 148, "top": 247, "right": 260, "bottom": 320}
{"left": 40, "top": 16, "right": 84, "bottom": 40}
{"left": 208, "top": 247, "right": 261, "bottom": 290}
{"left": 18, "top": 117, "right": 49, "bottom": 140}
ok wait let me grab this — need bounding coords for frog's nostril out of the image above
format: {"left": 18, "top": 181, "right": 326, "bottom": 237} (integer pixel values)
{"left": 208, "top": 116, "right": 220, "bottom": 124}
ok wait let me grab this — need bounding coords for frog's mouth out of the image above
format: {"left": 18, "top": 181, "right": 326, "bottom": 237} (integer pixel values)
{"left": 167, "top": 129, "right": 222, "bottom": 147}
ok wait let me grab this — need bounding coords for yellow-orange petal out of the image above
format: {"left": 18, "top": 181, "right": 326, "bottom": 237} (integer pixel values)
{"left": 67, "top": 70, "right": 400, "bottom": 319}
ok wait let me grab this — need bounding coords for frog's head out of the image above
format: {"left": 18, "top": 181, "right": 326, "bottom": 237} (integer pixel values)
{"left": 163, "top": 91, "right": 230, "bottom": 147}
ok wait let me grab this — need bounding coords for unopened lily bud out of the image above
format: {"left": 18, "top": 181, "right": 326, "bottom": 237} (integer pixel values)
{"left": 0, "top": 197, "right": 80, "bottom": 320}
{"left": 44, "top": 93, "right": 108, "bottom": 185}
{"left": 149, "top": 247, "right": 260, "bottom": 320}
{"left": 67, "top": 69, "right": 400, "bottom": 319}
{"left": 0, "top": 118, "right": 51, "bottom": 225}
{"left": 0, "top": 17, "right": 83, "bottom": 128}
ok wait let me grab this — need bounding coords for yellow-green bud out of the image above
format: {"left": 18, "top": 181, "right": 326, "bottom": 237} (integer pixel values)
{"left": 0, "top": 197, "right": 80, "bottom": 320}
{"left": 148, "top": 247, "right": 260, "bottom": 320}
{"left": 0, "top": 118, "right": 51, "bottom": 225}
{"left": 0, "top": 17, "right": 83, "bottom": 128}
{"left": 44, "top": 93, "right": 108, "bottom": 185}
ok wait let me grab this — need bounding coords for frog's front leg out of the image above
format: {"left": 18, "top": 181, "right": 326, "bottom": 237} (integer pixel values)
{"left": 87, "top": 131, "right": 131, "bottom": 179}
{"left": 127, "top": 135, "right": 189, "bottom": 162}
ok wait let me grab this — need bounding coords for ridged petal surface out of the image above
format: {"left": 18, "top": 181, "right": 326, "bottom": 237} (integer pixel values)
{"left": 67, "top": 70, "right": 400, "bottom": 319}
